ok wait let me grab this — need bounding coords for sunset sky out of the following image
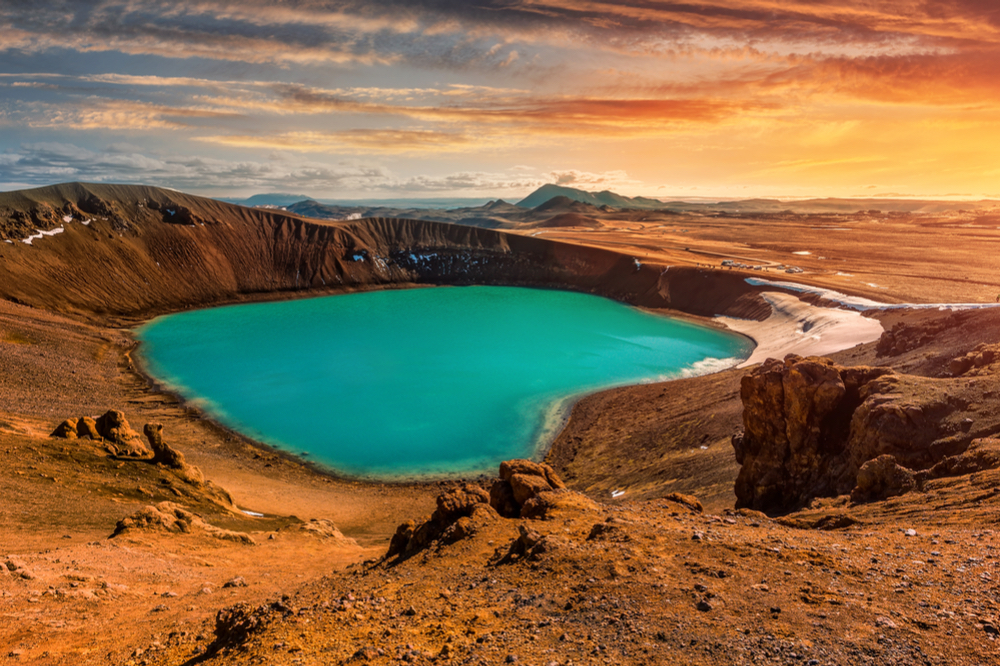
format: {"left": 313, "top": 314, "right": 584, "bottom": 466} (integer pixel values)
{"left": 1, "top": 1, "right": 999, "bottom": 200}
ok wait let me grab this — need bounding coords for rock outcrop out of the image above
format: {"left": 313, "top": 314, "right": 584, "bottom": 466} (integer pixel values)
{"left": 385, "top": 483, "right": 497, "bottom": 561}
{"left": 489, "top": 459, "right": 568, "bottom": 519}
{"left": 386, "top": 460, "right": 599, "bottom": 562}
{"left": 732, "top": 354, "right": 1000, "bottom": 512}
{"left": 948, "top": 343, "right": 1000, "bottom": 377}
{"left": 111, "top": 502, "right": 255, "bottom": 545}
{"left": 142, "top": 423, "right": 234, "bottom": 507}
{"left": 95, "top": 410, "right": 150, "bottom": 456}
{"left": 51, "top": 409, "right": 151, "bottom": 456}
{"left": 732, "top": 355, "right": 891, "bottom": 511}
{"left": 296, "top": 519, "right": 359, "bottom": 546}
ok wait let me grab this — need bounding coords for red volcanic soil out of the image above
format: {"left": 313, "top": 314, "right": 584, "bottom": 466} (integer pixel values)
{"left": 3, "top": 183, "right": 1000, "bottom": 665}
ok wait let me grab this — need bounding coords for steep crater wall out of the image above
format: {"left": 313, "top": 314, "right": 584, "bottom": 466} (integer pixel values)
{"left": 0, "top": 183, "right": 769, "bottom": 322}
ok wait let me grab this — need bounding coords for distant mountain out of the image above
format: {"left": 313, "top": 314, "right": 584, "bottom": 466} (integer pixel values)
{"left": 516, "top": 184, "right": 667, "bottom": 210}
{"left": 221, "top": 193, "right": 312, "bottom": 208}
{"left": 224, "top": 194, "right": 496, "bottom": 209}
{"left": 530, "top": 195, "right": 601, "bottom": 214}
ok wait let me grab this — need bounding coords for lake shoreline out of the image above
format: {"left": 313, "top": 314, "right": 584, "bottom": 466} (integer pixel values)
{"left": 133, "top": 285, "right": 753, "bottom": 483}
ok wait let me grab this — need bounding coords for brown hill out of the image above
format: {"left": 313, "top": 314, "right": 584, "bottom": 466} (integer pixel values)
{"left": 521, "top": 212, "right": 604, "bottom": 229}
{"left": 0, "top": 182, "right": 774, "bottom": 322}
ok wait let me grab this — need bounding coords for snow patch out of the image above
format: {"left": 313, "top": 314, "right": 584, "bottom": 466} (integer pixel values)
{"left": 745, "top": 277, "right": 1000, "bottom": 312}
{"left": 62, "top": 215, "right": 73, "bottom": 223}
{"left": 21, "top": 227, "right": 65, "bottom": 245}
{"left": 792, "top": 251, "right": 811, "bottom": 255}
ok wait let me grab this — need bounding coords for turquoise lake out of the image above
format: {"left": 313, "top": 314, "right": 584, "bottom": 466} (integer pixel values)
{"left": 137, "top": 286, "right": 752, "bottom": 479}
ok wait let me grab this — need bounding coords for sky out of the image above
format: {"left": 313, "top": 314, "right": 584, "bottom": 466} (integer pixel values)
{"left": 1, "top": 0, "right": 999, "bottom": 200}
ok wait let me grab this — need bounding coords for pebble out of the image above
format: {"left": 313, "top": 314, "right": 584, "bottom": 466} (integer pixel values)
{"left": 696, "top": 599, "right": 713, "bottom": 612}
{"left": 905, "top": 529, "right": 917, "bottom": 537}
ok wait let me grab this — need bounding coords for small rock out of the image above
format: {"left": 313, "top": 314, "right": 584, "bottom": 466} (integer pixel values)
{"left": 875, "top": 615, "right": 897, "bottom": 629}
{"left": 905, "top": 529, "right": 917, "bottom": 537}
{"left": 696, "top": 599, "right": 713, "bottom": 612}
{"left": 223, "top": 576, "right": 247, "bottom": 588}
{"left": 505, "top": 654, "right": 518, "bottom": 664}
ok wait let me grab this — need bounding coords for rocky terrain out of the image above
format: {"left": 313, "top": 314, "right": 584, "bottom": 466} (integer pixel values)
{"left": 3, "top": 182, "right": 1000, "bottom": 664}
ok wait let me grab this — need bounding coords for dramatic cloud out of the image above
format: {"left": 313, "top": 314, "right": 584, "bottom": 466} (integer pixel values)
{"left": 1, "top": 0, "right": 1000, "bottom": 197}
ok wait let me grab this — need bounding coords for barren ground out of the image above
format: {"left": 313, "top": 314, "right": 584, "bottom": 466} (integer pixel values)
{"left": 3, "top": 200, "right": 1000, "bottom": 665}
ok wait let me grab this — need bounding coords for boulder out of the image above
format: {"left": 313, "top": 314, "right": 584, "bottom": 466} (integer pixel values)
{"left": 96, "top": 410, "right": 150, "bottom": 457}
{"left": 51, "top": 419, "right": 78, "bottom": 439}
{"left": 664, "top": 492, "right": 703, "bottom": 513}
{"left": 145, "top": 423, "right": 184, "bottom": 468}
{"left": 436, "top": 483, "right": 490, "bottom": 523}
{"left": 490, "top": 459, "right": 567, "bottom": 518}
{"left": 520, "top": 489, "right": 597, "bottom": 520}
{"left": 77, "top": 417, "right": 101, "bottom": 440}
{"left": 850, "top": 455, "right": 917, "bottom": 503}
{"left": 497, "top": 524, "right": 571, "bottom": 564}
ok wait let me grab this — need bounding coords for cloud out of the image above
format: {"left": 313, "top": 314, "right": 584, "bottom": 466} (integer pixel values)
{"left": 196, "top": 129, "right": 484, "bottom": 153}
{"left": 0, "top": 142, "right": 394, "bottom": 193}
{"left": 0, "top": 141, "right": 648, "bottom": 197}
{"left": 3, "top": 0, "right": 994, "bottom": 72}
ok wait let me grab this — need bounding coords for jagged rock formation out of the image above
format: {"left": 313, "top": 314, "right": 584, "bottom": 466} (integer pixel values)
{"left": 386, "top": 460, "right": 601, "bottom": 562}
{"left": 94, "top": 410, "right": 149, "bottom": 456}
{"left": 142, "top": 422, "right": 234, "bottom": 507}
{"left": 732, "top": 356, "right": 891, "bottom": 511}
{"left": 111, "top": 501, "right": 255, "bottom": 545}
{"left": 385, "top": 483, "right": 497, "bottom": 561}
{"left": 51, "top": 409, "right": 150, "bottom": 457}
{"left": 732, "top": 354, "right": 1000, "bottom": 512}
{"left": 51, "top": 414, "right": 234, "bottom": 508}
{"left": 489, "top": 459, "right": 568, "bottom": 518}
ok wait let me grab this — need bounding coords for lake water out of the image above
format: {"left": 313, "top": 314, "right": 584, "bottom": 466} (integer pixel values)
{"left": 137, "top": 286, "right": 752, "bottom": 479}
